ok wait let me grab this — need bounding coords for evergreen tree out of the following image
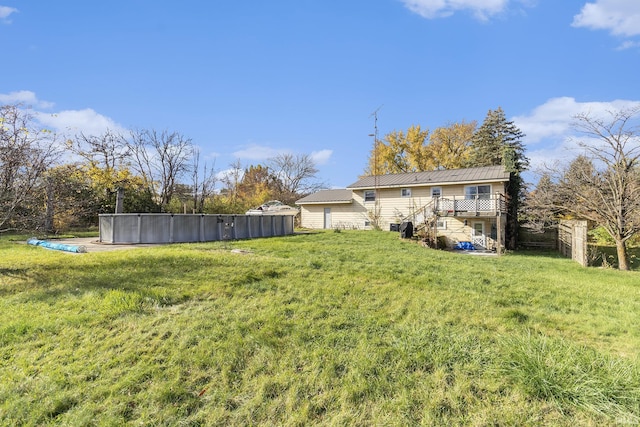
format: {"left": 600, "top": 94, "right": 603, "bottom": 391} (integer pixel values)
{"left": 470, "top": 107, "right": 529, "bottom": 173}
{"left": 471, "top": 107, "right": 529, "bottom": 249}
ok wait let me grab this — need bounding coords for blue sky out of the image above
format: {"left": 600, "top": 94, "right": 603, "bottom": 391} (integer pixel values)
{"left": 1, "top": 0, "right": 639, "bottom": 188}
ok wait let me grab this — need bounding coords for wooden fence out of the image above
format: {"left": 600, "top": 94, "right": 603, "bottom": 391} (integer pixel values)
{"left": 518, "top": 224, "right": 558, "bottom": 250}
{"left": 558, "top": 220, "right": 589, "bottom": 267}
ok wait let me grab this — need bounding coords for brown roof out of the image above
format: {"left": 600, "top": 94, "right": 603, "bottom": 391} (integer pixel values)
{"left": 346, "top": 166, "right": 510, "bottom": 189}
{"left": 296, "top": 189, "right": 353, "bottom": 205}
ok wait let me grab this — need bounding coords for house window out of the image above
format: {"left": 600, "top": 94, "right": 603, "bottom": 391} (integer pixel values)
{"left": 401, "top": 188, "right": 412, "bottom": 198}
{"left": 436, "top": 219, "right": 446, "bottom": 230}
{"left": 431, "top": 187, "right": 442, "bottom": 198}
{"left": 364, "top": 190, "right": 376, "bottom": 202}
{"left": 465, "top": 185, "right": 491, "bottom": 200}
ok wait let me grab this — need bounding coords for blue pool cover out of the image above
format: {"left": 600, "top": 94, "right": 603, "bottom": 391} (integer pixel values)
{"left": 454, "top": 241, "right": 476, "bottom": 250}
{"left": 27, "top": 238, "right": 87, "bottom": 253}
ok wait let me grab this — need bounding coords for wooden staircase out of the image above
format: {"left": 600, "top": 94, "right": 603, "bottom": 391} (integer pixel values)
{"left": 402, "top": 199, "right": 439, "bottom": 245}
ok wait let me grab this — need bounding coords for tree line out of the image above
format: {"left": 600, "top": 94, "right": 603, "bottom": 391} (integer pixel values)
{"left": 4, "top": 100, "right": 640, "bottom": 270}
{"left": 522, "top": 106, "right": 640, "bottom": 271}
{"left": 0, "top": 103, "right": 323, "bottom": 233}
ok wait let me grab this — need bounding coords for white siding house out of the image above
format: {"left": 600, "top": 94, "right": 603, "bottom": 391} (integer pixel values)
{"left": 296, "top": 166, "right": 511, "bottom": 251}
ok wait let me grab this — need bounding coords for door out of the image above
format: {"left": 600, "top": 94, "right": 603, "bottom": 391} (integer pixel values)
{"left": 323, "top": 208, "right": 331, "bottom": 229}
{"left": 471, "top": 222, "right": 486, "bottom": 249}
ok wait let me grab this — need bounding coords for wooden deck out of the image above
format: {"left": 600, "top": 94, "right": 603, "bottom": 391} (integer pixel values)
{"left": 432, "top": 195, "right": 506, "bottom": 217}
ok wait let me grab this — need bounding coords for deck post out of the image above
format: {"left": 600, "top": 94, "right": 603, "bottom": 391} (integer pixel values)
{"left": 496, "top": 213, "right": 503, "bottom": 255}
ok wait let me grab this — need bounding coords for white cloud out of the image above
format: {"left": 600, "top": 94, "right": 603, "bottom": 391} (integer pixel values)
{"left": 311, "top": 149, "right": 333, "bottom": 165}
{"left": 513, "top": 97, "right": 582, "bottom": 144}
{"left": 216, "top": 167, "right": 244, "bottom": 184}
{"left": 572, "top": 0, "right": 640, "bottom": 37}
{"left": 0, "top": 5, "right": 18, "bottom": 23}
{"left": 513, "top": 97, "right": 640, "bottom": 171}
{"left": 34, "top": 108, "right": 126, "bottom": 137}
{"left": 616, "top": 40, "right": 640, "bottom": 50}
{"left": 1, "top": 90, "right": 124, "bottom": 136}
{"left": 0, "top": 90, "right": 54, "bottom": 109}
{"left": 232, "top": 144, "right": 289, "bottom": 161}
{"left": 399, "top": 0, "right": 509, "bottom": 20}
{"left": 233, "top": 145, "right": 333, "bottom": 166}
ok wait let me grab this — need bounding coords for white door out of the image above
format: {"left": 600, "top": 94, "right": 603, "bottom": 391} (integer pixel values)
{"left": 471, "top": 222, "right": 486, "bottom": 249}
{"left": 324, "top": 208, "right": 331, "bottom": 229}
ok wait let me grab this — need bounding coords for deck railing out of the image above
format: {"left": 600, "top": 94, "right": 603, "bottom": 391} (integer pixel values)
{"left": 404, "top": 194, "right": 506, "bottom": 226}
{"left": 434, "top": 194, "right": 506, "bottom": 216}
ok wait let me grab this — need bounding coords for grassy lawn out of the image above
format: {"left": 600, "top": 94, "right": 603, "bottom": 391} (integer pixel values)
{"left": 1, "top": 230, "right": 639, "bottom": 426}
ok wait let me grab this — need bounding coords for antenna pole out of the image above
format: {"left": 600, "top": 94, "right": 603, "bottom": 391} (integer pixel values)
{"left": 369, "top": 106, "right": 383, "bottom": 225}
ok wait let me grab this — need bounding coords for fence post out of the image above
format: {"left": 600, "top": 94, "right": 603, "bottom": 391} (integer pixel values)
{"left": 496, "top": 213, "right": 502, "bottom": 255}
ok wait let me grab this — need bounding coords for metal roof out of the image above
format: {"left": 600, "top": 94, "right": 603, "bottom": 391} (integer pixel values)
{"left": 346, "top": 165, "right": 510, "bottom": 189}
{"left": 296, "top": 189, "right": 353, "bottom": 205}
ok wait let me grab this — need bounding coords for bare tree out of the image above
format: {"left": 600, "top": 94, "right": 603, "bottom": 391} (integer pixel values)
{"left": 555, "top": 106, "right": 640, "bottom": 270}
{"left": 220, "top": 159, "right": 244, "bottom": 206}
{"left": 268, "top": 153, "right": 324, "bottom": 204}
{"left": 521, "top": 172, "right": 561, "bottom": 231}
{"left": 0, "top": 104, "right": 60, "bottom": 231}
{"left": 191, "top": 148, "right": 217, "bottom": 213}
{"left": 127, "top": 129, "right": 194, "bottom": 211}
{"left": 71, "top": 129, "right": 129, "bottom": 172}
{"left": 68, "top": 130, "right": 130, "bottom": 204}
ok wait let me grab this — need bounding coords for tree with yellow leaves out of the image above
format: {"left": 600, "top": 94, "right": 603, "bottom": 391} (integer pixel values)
{"left": 365, "top": 125, "right": 430, "bottom": 175}
{"left": 427, "top": 121, "right": 476, "bottom": 169}
{"left": 363, "top": 122, "right": 475, "bottom": 176}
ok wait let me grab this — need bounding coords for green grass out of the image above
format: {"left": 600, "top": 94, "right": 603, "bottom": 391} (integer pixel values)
{"left": 1, "top": 230, "right": 639, "bottom": 426}
{"left": 589, "top": 245, "right": 640, "bottom": 270}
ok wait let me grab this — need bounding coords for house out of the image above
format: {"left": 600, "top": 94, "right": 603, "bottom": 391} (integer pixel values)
{"left": 296, "top": 165, "right": 511, "bottom": 252}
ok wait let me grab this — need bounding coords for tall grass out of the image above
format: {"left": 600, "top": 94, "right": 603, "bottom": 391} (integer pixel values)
{"left": 0, "top": 230, "right": 638, "bottom": 425}
{"left": 501, "top": 331, "right": 640, "bottom": 420}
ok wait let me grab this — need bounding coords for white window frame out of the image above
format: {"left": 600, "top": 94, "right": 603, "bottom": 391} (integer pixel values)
{"left": 364, "top": 190, "right": 376, "bottom": 202}
{"left": 431, "top": 187, "right": 442, "bottom": 198}
{"left": 465, "top": 184, "right": 491, "bottom": 200}
{"left": 401, "top": 188, "right": 412, "bottom": 198}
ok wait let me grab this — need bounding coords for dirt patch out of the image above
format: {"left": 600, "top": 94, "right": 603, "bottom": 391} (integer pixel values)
{"left": 29, "top": 237, "right": 163, "bottom": 254}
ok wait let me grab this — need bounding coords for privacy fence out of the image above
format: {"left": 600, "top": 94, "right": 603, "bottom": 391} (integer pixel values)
{"left": 99, "top": 214, "right": 295, "bottom": 244}
{"left": 558, "top": 220, "right": 589, "bottom": 267}
{"left": 519, "top": 220, "right": 589, "bottom": 267}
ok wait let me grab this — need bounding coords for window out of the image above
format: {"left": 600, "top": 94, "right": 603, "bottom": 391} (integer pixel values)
{"left": 431, "top": 187, "right": 442, "bottom": 198}
{"left": 401, "top": 188, "right": 412, "bottom": 198}
{"left": 364, "top": 190, "right": 376, "bottom": 202}
{"left": 465, "top": 185, "right": 491, "bottom": 200}
{"left": 436, "top": 219, "right": 446, "bottom": 230}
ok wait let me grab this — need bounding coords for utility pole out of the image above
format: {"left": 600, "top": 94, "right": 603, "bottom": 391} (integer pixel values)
{"left": 369, "top": 106, "right": 383, "bottom": 228}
